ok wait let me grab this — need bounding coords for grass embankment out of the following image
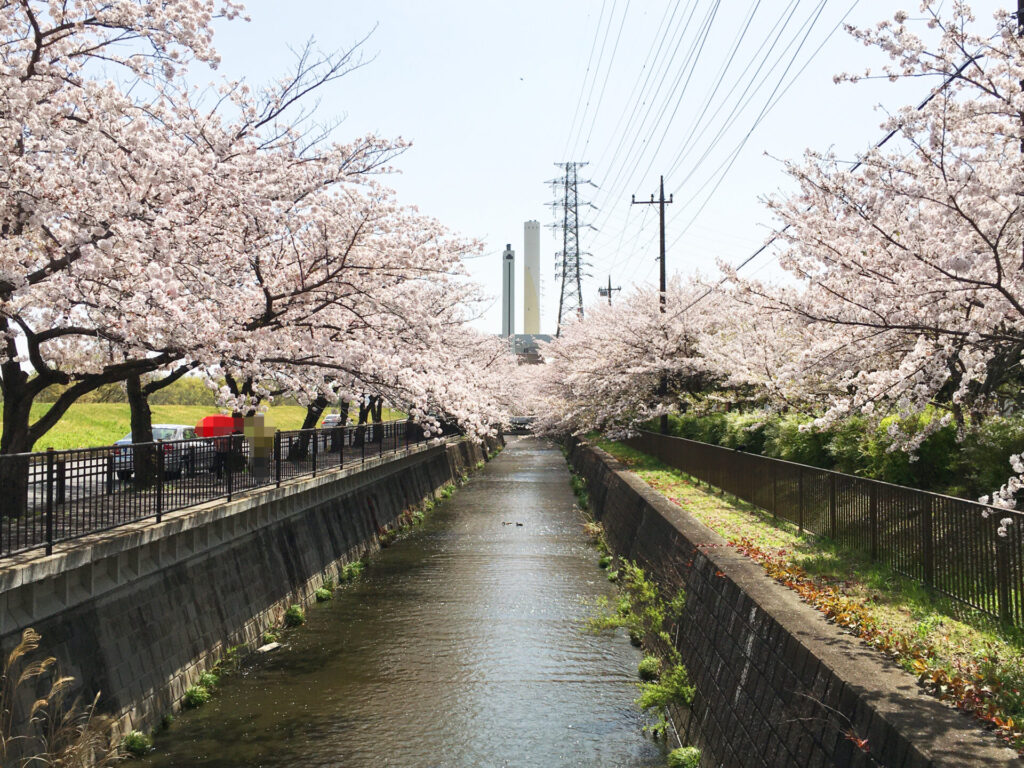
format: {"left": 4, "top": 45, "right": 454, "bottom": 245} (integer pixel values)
{"left": 594, "top": 438, "right": 1024, "bottom": 755}
{"left": 1, "top": 403, "right": 407, "bottom": 451}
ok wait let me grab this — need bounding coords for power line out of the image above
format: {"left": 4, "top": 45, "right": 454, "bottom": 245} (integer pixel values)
{"left": 561, "top": 0, "right": 610, "bottom": 161}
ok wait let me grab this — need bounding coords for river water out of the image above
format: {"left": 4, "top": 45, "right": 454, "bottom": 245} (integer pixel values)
{"left": 141, "top": 437, "right": 664, "bottom": 768}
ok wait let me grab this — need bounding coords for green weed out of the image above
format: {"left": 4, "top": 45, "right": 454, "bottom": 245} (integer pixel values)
{"left": 121, "top": 730, "right": 152, "bottom": 757}
{"left": 182, "top": 685, "right": 211, "bottom": 708}
{"left": 667, "top": 746, "right": 701, "bottom": 768}
{"left": 283, "top": 604, "right": 305, "bottom": 627}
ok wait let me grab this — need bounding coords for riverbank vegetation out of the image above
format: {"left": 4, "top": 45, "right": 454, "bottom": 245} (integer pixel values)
{"left": 0, "top": 628, "right": 117, "bottom": 766}
{"left": 655, "top": 410, "right": 1024, "bottom": 502}
{"left": 595, "top": 438, "right": 1024, "bottom": 754}
{"left": 573, "top": 471, "right": 700, "bottom": 761}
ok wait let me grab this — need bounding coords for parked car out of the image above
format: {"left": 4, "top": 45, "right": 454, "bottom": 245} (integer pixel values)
{"left": 321, "top": 412, "right": 345, "bottom": 428}
{"left": 112, "top": 424, "right": 214, "bottom": 481}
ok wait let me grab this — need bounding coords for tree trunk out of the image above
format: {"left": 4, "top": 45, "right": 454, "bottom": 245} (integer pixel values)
{"left": 127, "top": 375, "right": 157, "bottom": 488}
{"left": 0, "top": 379, "right": 32, "bottom": 518}
{"left": 288, "top": 396, "right": 327, "bottom": 460}
{"left": 354, "top": 397, "right": 371, "bottom": 447}
{"left": 369, "top": 396, "right": 383, "bottom": 442}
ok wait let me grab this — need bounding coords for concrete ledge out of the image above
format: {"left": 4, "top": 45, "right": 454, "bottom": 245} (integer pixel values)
{"left": 0, "top": 435, "right": 499, "bottom": 739}
{"left": 569, "top": 439, "right": 1017, "bottom": 768}
{"left": 0, "top": 441, "right": 445, "bottom": 634}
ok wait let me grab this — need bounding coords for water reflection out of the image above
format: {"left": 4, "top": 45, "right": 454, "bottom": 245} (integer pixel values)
{"left": 141, "top": 438, "right": 664, "bottom": 768}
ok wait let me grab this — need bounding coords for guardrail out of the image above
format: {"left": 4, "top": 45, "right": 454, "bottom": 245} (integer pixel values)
{"left": 0, "top": 419, "right": 437, "bottom": 560}
{"left": 624, "top": 430, "right": 1024, "bottom": 628}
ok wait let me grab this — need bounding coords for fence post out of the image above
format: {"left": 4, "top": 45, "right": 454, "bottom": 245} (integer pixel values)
{"left": 226, "top": 436, "right": 234, "bottom": 502}
{"left": 797, "top": 467, "right": 804, "bottom": 533}
{"left": 829, "top": 473, "right": 838, "bottom": 539}
{"left": 275, "top": 431, "right": 282, "bottom": 488}
{"left": 54, "top": 456, "right": 66, "bottom": 505}
{"left": 869, "top": 484, "right": 878, "bottom": 562}
{"left": 312, "top": 428, "right": 318, "bottom": 477}
{"left": 361, "top": 428, "right": 366, "bottom": 464}
{"left": 106, "top": 454, "right": 115, "bottom": 495}
{"left": 45, "top": 448, "right": 54, "bottom": 556}
{"left": 997, "top": 535, "right": 1012, "bottom": 626}
{"left": 771, "top": 462, "right": 777, "bottom": 519}
{"left": 922, "top": 495, "right": 934, "bottom": 590}
{"left": 156, "top": 441, "right": 164, "bottom": 523}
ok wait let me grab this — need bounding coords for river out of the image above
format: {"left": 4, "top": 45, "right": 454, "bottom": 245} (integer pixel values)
{"left": 141, "top": 437, "right": 665, "bottom": 767}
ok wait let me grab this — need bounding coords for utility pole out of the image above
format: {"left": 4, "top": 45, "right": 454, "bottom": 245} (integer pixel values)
{"left": 597, "top": 275, "right": 621, "bottom": 305}
{"left": 631, "top": 175, "right": 673, "bottom": 311}
{"left": 632, "top": 175, "right": 674, "bottom": 434}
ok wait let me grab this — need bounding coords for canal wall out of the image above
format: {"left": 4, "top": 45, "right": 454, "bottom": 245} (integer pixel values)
{"left": 568, "top": 440, "right": 1018, "bottom": 768}
{"left": 0, "top": 436, "right": 498, "bottom": 737}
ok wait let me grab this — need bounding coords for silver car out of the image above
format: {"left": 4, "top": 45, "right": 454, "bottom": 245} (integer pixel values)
{"left": 113, "top": 424, "right": 214, "bottom": 481}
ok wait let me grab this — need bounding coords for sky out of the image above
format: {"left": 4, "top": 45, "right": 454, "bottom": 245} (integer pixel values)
{"left": 206, "top": 0, "right": 1012, "bottom": 336}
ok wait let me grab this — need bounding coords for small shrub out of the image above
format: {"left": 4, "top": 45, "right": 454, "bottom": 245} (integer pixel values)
{"left": 379, "top": 528, "right": 397, "bottom": 547}
{"left": 638, "top": 663, "right": 694, "bottom": 710}
{"left": 284, "top": 604, "right": 305, "bottom": 627}
{"left": 322, "top": 576, "right": 335, "bottom": 591}
{"left": 412, "top": 510, "right": 425, "bottom": 524}
{"left": 607, "top": 569, "right": 620, "bottom": 583}
{"left": 214, "top": 644, "right": 244, "bottom": 675}
{"left": 183, "top": 685, "right": 211, "bottom": 708}
{"left": 638, "top": 655, "right": 662, "bottom": 681}
{"left": 598, "top": 554, "right": 612, "bottom": 569}
{"left": 197, "top": 671, "right": 219, "bottom": 689}
{"left": 340, "top": 559, "right": 366, "bottom": 583}
{"left": 475, "top": 460, "right": 485, "bottom": 469}
{"left": 262, "top": 630, "right": 279, "bottom": 644}
{"left": 315, "top": 587, "right": 333, "bottom": 602}
{"left": 667, "top": 746, "right": 701, "bottom": 768}
{"left": 121, "top": 729, "right": 152, "bottom": 756}
{"left": 160, "top": 713, "right": 174, "bottom": 731}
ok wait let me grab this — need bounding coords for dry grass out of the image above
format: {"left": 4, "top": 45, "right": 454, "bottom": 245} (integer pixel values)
{"left": 1, "top": 628, "right": 117, "bottom": 766}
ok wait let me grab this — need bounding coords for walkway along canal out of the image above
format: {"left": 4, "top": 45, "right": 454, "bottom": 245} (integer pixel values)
{"left": 141, "top": 437, "right": 664, "bottom": 767}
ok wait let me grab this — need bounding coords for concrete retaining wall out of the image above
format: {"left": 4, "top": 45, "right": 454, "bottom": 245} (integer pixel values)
{"left": 569, "top": 441, "right": 1017, "bottom": 768}
{"left": 0, "top": 437, "right": 497, "bottom": 737}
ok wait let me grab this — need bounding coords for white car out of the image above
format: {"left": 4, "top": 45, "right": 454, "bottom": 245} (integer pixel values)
{"left": 112, "top": 424, "right": 214, "bottom": 481}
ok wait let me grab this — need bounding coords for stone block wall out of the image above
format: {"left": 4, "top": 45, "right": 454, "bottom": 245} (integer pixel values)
{"left": 0, "top": 436, "right": 497, "bottom": 738}
{"left": 569, "top": 441, "right": 1017, "bottom": 768}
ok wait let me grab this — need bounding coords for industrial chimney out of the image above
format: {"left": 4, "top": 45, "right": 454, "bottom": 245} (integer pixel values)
{"left": 523, "top": 221, "right": 540, "bottom": 334}
{"left": 502, "top": 244, "right": 515, "bottom": 337}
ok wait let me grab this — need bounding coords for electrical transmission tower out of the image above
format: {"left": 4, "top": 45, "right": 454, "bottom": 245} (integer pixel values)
{"left": 548, "top": 162, "right": 595, "bottom": 336}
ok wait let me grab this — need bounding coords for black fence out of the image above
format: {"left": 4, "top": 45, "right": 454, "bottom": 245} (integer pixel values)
{"left": 0, "top": 419, "right": 435, "bottom": 560}
{"left": 624, "top": 430, "right": 1024, "bottom": 629}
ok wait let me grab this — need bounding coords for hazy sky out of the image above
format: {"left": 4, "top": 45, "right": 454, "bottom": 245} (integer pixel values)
{"left": 208, "top": 1, "right": 1011, "bottom": 335}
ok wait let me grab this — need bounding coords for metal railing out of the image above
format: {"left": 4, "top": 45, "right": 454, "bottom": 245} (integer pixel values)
{"left": 624, "top": 430, "right": 1024, "bottom": 628}
{"left": 0, "top": 419, "right": 435, "bottom": 560}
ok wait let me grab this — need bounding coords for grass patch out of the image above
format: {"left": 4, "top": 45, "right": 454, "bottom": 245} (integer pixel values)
{"left": 182, "top": 685, "right": 211, "bottom": 709}
{"left": 5, "top": 403, "right": 312, "bottom": 451}
{"left": 595, "top": 437, "right": 1024, "bottom": 754}
{"left": 668, "top": 746, "right": 701, "bottom": 768}
{"left": 121, "top": 729, "right": 152, "bottom": 757}
{"left": 283, "top": 604, "right": 305, "bottom": 627}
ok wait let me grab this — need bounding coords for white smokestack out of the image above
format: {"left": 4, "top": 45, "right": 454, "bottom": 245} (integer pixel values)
{"left": 523, "top": 221, "right": 540, "bottom": 334}
{"left": 502, "top": 243, "right": 515, "bottom": 337}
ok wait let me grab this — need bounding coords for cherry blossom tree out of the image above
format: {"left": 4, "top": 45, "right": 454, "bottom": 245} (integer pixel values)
{"left": 740, "top": 3, "right": 1024, "bottom": 513}
{"left": 531, "top": 280, "right": 734, "bottom": 437}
